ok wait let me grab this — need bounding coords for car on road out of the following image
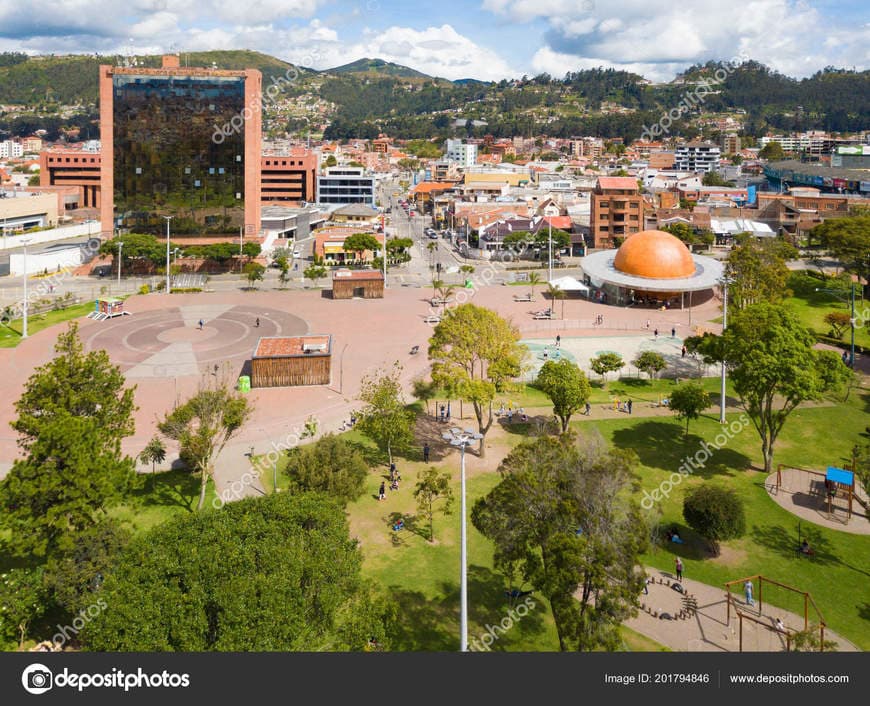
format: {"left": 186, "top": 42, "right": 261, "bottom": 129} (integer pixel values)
{"left": 293, "top": 249, "right": 301, "bottom": 258}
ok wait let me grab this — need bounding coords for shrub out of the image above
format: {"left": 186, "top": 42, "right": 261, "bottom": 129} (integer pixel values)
{"left": 683, "top": 485, "right": 745, "bottom": 555}
{"left": 138, "top": 284, "right": 150, "bottom": 295}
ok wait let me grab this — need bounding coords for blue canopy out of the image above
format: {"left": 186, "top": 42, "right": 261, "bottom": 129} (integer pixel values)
{"left": 826, "top": 466, "right": 854, "bottom": 486}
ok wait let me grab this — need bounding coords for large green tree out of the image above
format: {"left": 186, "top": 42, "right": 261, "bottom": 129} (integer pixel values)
{"left": 0, "top": 567, "right": 46, "bottom": 649}
{"left": 724, "top": 236, "right": 796, "bottom": 311}
{"left": 472, "top": 433, "right": 646, "bottom": 651}
{"left": 668, "top": 381, "right": 712, "bottom": 438}
{"left": 158, "top": 377, "right": 252, "bottom": 511}
{"left": 589, "top": 352, "right": 624, "bottom": 383}
{"left": 82, "top": 493, "right": 394, "bottom": 651}
{"left": 811, "top": 215, "right": 870, "bottom": 285}
{"left": 428, "top": 304, "right": 526, "bottom": 456}
{"left": 356, "top": 363, "right": 415, "bottom": 467}
{"left": 343, "top": 233, "right": 382, "bottom": 263}
{"left": 633, "top": 351, "right": 667, "bottom": 380}
{"left": 536, "top": 359, "right": 591, "bottom": 433}
{"left": 692, "top": 303, "right": 850, "bottom": 473}
{"left": 413, "top": 467, "right": 454, "bottom": 542}
{"left": 284, "top": 434, "right": 368, "bottom": 504}
{"left": 0, "top": 324, "right": 137, "bottom": 556}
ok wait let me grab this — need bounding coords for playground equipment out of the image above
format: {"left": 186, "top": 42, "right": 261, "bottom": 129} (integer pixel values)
{"left": 86, "top": 298, "right": 131, "bottom": 321}
{"left": 725, "top": 575, "right": 828, "bottom": 651}
{"left": 775, "top": 463, "right": 857, "bottom": 521}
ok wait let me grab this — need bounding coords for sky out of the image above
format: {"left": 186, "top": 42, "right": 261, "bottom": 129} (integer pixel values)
{"left": 0, "top": 0, "right": 868, "bottom": 82}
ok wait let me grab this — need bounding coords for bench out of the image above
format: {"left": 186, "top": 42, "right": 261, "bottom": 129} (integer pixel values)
{"left": 514, "top": 294, "right": 533, "bottom": 302}
{"left": 424, "top": 315, "right": 441, "bottom": 324}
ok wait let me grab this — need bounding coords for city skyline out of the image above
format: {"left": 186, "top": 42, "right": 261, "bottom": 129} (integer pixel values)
{"left": 0, "top": 0, "right": 867, "bottom": 82}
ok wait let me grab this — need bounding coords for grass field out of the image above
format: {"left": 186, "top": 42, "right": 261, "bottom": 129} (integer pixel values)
{"left": 0, "top": 303, "right": 94, "bottom": 348}
{"left": 784, "top": 291, "right": 870, "bottom": 350}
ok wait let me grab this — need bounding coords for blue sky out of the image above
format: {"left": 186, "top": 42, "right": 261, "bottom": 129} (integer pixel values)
{"left": 0, "top": 0, "right": 867, "bottom": 81}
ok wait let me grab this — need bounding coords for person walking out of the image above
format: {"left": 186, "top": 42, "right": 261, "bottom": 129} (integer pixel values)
{"left": 198, "top": 319, "right": 204, "bottom": 330}
{"left": 671, "top": 327, "right": 676, "bottom": 338}
{"left": 378, "top": 482, "right": 386, "bottom": 501}
{"left": 555, "top": 334, "right": 561, "bottom": 348}
{"left": 653, "top": 328, "right": 659, "bottom": 339}
{"left": 255, "top": 317, "right": 260, "bottom": 328}
{"left": 675, "top": 557, "right": 683, "bottom": 582}
{"left": 584, "top": 401, "right": 591, "bottom": 416}
{"left": 423, "top": 443, "right": 430, "bottom": 463}
{"left": 627, "top": 399, "right": 632, "bottom": 415}
{"left": 681, "top": 345, "right": 687, "bottom": 358}
{"left": 744, "top": 580, "right": 754, "bottom": 606}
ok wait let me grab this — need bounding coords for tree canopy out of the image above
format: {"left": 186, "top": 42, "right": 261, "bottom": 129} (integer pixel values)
{"left": 356, "top": 363, "right": 415, "bottom": 466}
{"left": 536, "top": 359, "right": 591, "bottom": 433}
{"left": 668, "top": 381, "right": 712, "bottom": 438}
{"left": 284, "top": 434, "right": 369, "bottom": 504}
{"left": 82, "top": 492, "right": 393, "bottom": 651}
{"left": 428, "top": 304, "right": 526, "bottom": 456}
{"left": 811, "top": 215, "right": 870, "bottom": 285}
{"left": 724, "top": 236, "right": 796, "bottom": 310}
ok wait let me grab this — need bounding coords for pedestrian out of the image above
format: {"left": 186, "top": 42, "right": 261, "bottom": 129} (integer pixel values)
{"left": 675, "top": 557, "right": 683, "bottom": 582}
{"left": 842, "top": 350, "right": 849, "bottom": 364}
{"left": 643, "top": 576, "right": 650, "bottom": 595}
{"left": 681, "top": 345, "right": 687, "bottom": 358}
{"left": 614, "top": 397, "right": 620, "bottom": 411}
{"left": 423, "top": 443, "right": 430, "bottom": 463}
{"left": 378, "top": 482, "right": 386, "bottom": 501}
{"left": 744, "top": 579, "right": 754, "bottom": 606}
{"left": 255, "top": 317, "right": 260, "bottom": 327}
{"left": 627, "top": 399, "right": 632, "bottom": 415}
{"left": 645, "top": 319, "right": 651, "bottom": 329}
{"left": 555, "top": 334, "right": 561, "bottom": 348}
{"left": 671, "top": 327, "right": 675, "bottom": 338}
{"left": 439, "top": 404, "right": 446, "bottom": 422}
{"left": 584, "top": 402, "right": 591, "bottom": 416}
{"left": 198, "top": 319, "right": 204, "bottom": 330}
{"left": 653, "top": 328, "right": 658, "bottom": 338}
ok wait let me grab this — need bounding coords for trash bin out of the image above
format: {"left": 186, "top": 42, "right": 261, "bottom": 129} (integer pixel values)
{"left": 464, "top": 279, "right": 473, "bottom": 288}
{"left": 238, "top": 375, "right": 251, "bottom": 393}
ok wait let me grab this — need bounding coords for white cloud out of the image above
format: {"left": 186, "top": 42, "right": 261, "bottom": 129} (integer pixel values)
{"left": 488, "top": 0, "right": 869, "bottom": 79}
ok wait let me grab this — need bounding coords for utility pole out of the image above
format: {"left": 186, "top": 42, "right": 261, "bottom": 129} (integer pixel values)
{"left": 719, "top": 281, "right": 728, "bottom": 423}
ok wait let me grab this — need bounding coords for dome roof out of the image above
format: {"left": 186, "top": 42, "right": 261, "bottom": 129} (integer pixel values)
{"left": 613, "top": 230, "right": 695, "bottom": 279}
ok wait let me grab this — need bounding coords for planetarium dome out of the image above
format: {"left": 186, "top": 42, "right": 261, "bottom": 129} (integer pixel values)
{"left": 612, "top": 230, "right": 696, "bottom": 280}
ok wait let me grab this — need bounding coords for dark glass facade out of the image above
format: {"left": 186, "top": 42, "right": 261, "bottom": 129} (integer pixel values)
{"left": 113, "top": 74, "right": 246, "bottom": 234}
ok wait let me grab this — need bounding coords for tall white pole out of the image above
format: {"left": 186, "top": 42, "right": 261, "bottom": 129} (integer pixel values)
{"left": 117, "top": 241, "right": 123, "bottom": 284}
{"left": 459, "top": 442, "right": 468, "bottom": 653}
{"left": 382, "top": 212, "right": 387, "bottom": 287}
{"left": 719, "top": 282, "right": 728, "bottom": 424}
{"left": 22, "top": 239, "right": 30, "bottom": 338}
{"left": 548, "top": 219, "right": 553, "bottom": 283}
{"left": 164, "top": 216, "right": 172, "bottom": 294}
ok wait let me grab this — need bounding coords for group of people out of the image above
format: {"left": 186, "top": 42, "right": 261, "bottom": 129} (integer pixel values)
{"left": 665, "top": 528, "right": 684, "bottom": 544}
{"left": 377, "top": 465, "right": 402, "bottom": 500}
{"left": 497, "top": 403, "right": 527, "bottom": 423}
{"left": 613, "top": 398, "right": 633, "bottom": 414}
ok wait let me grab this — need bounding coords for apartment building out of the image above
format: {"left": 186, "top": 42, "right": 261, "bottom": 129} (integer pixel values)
{"left": 0, "top": 140, "right": 23, "bottom": 159}
{"left": 590, "top": 176, "right": 645, "bottom": 248}
{"left": 445, "top": 139, "right": 478, "bottom": 168}
{"left": 674, "top": 142, "right": 721, "bottom": 173}
{"left": 261, "top": 149, "right": 317, "bottom": 203}
{"left": 316, "top": 166, "right": 376, "bottom": 206}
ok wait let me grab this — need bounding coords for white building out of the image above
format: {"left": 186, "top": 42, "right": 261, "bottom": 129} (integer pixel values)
{"left": 0, "top": 140, "right": 24, "bottom": 158}
{"left": 316, "top": 166, "right": 376, "bottom": 207}
{"left": 674, "top": 142, "right": 721, "bottom": 173}
{"left": 445, "top": 139, "right": 478, "bottom": 169}
{"left": 759, "top": 131, "right": 832, "bottom": 155}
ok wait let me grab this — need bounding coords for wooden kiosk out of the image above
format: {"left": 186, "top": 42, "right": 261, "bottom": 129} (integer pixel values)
{"left": 250, "top": 335, "right": 332, "bottom": 388}
{"left": 332, "top": 269, "right": 384, "bottom": 299}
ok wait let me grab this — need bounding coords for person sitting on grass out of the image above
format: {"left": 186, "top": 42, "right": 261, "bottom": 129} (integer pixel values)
{"left": 800, "top": 539, "right": 813, "bottom": 556}
{"left": 392, "top": 518, "right": 405, "bottom": 532}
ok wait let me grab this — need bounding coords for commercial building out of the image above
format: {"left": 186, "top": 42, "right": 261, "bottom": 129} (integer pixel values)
{"left": 99, "top": 55, "right": 262, "bottom": 237}
{"left": 674, "top": 142, "right": 721, "bottom": 173}
{"left": 445, "top": 139, "right": 478, "bottom": 168}
{"left": 39, "top": 149, "right": 103, "bottom": 209}
{"left": 0, "top": 140, "right": 23, "bottom": 159}
{"left": 590, "top": 176, "right": 645, "bottom": 248}
{"left": 0, "top": 189, "right": 62, "bottom": 232}
{"left": 830, "top": 145, "right": 870, "bottom": 169}
{"left": 316, "top": 167, "right": 376, "bottom": 206}
{"left": 260, "top": 149, "right": 317, "bottom": 203}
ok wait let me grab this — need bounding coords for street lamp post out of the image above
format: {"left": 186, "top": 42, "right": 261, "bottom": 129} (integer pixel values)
{"left": 719, "top": 278, "right": 730, "bottom": 424}
{"left": 163, "top": 216, "right": 173, "bottom": 294}
{"left": 442, "top": 427, "right": 482, "bottom": 652}
{"left": 547, "top": 219, "right": 553, "bottom": 283}
{"left": 116, "top": 240, "right": 124, "bottom": 284}
{"left": 816, "top": 285, "right": 857, "bottom": 368}
{"left": 21, "top": 237, "right": 32, "bottom": 338}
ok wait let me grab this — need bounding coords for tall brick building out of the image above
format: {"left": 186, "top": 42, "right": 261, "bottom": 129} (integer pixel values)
{"left": 590, "top": 177, "right": 645, "bottom": 248}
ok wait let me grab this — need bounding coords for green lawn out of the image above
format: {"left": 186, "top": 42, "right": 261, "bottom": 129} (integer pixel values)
{"left": 784, "top": 292, "right": 870, "bottom": 350}
{"left": 0, "top": 303, "right": 94, "bottom": 347}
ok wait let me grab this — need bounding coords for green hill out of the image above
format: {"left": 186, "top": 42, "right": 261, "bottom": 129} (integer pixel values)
{"left": 327, "top": 57, "right": 431, "bottom": 80}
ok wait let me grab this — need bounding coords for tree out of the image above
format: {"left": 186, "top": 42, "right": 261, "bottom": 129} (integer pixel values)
{"left": 241, "top": 242, "right": 262, "bottom": 259}
{"left": 277, "top": 259, "right": 291, "bottom": 288}
{"left": 356, "top": 363, "right": 415, "bottom": 467}
{"left": 426, "top": 241, "right": 438, "bottom": 269}
{"left": 283, "top": 434, "right": 368, "bottom": 504}
{"left": 139, "top": 436, "right": 166, "bottom": 476}
{"left": 701, "top": 171, "right": 732, "bottom": 187}
{"left": 472, "top": 432, "right": 646, "bottom": 651}
{"left": 527, "top": 271, "right": 542, "bottom": 299}
{"left": 692, "top": 303, "right": 850, "bottom": 472}
{"left": 682, "top": 485, "right": 745, "bottom": 555}
{"left": 343, "top": 233, "right": 381, "bottom": 263}
{"left": 724, "top": 237, "right": 796, "bottom": 311}
{"left": 428, "top": 304, "right": 526, "bottom": 456}
{"left": 243, "top": 262, "right": 265, "bottom": 288}
{"left": 82, "top": 493, "right": 393, "bottom": 651}
{"left": 0, "top": 323, "right": 137, "bottom": 557}
{"left": 324, "top": 154, "right": 338, "bottom": 167}
{"left": 0, "top": 567, "right": 46, "bottom": 649}
{"left": 158, "top": 376, "right": 252, "bottom": 511}
{"left": 546, "top": 283, "right": 567, "bottom": 319}
{"left": 411, "top": 377, "right": 437, "bottom": 417}
{"left": 413, "top": 467, "right": 454, "bottom": 542}
{"left": 589, "top": 352, "right": 624, "bottom": 384}
{"left": 536, "top": 359, "right": 591, "bottom": 433}
{"left": 758, "top": 142, "right": 785, "bottom": 160}
{"left": 304, "top": 258, "right": 328, "bottom": 287}
{"left": 824, "top": 311, "right": 852, "bottom": 340}
{"left": 633, "top": 351, "right": 667, "bottom": 380}
{"left": 811, "top": 216, "right": 870, "bottom": 285}
{"left": 668, "top": 381, "right": 712, "bottom": 438}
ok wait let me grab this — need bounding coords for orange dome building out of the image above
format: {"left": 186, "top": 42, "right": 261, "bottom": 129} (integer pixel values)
{"left": 580, "top": 229, "right": 723, "bottom": 308}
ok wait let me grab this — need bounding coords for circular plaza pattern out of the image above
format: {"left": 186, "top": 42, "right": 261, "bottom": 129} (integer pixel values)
{"left": 81, "top": 304, "right": 308, "bottom": 379}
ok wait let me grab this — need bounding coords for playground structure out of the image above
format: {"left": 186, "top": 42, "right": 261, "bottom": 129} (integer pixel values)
{"left": 725, "top": 575, "right": 828, "bottom": 652}
{"left": 86, "top": 297, "right": 131, "bottom": 321}
{"left": 771, "top": 463, "right": 866, "bottom": 526}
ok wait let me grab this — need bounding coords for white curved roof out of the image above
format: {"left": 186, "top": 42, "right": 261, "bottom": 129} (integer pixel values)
{"left": 581, "top": 249, "right": 724, "bottom": 292}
